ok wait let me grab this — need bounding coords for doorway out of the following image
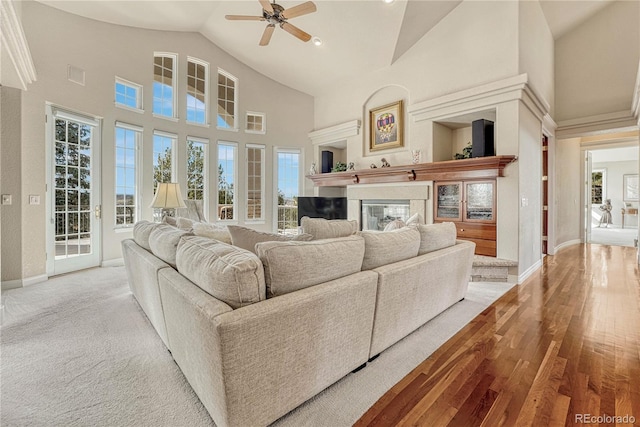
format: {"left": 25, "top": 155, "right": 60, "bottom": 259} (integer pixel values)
{"left": 46, "top": 105, "right": 102, "bottom": 275}
{"left": 585, "top": 146, "right": 638, "bottom": 247}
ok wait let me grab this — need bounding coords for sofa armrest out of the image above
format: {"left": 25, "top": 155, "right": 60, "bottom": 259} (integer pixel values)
{"left": 159, "top": 269, "right": 378, "bottom": 427}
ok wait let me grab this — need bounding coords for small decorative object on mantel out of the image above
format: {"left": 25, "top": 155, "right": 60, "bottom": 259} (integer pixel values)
{"left": 309, "top": 162, "right": 317, "bottom": 175}
{"left": 331, "top": 161, "right": 347, "bottom": 172}
{"left": 370, "top": 163, "right": 377, "bottom": 169}
{"left": 454, "top": 142, "right": 473, "bottom": 160}
{"left": 411, "top": 149, "right": 421, "bottom": 164}
{"left": 347, "top": 162, "right": 355, "bottom": 171}
{"left": 381, "top": 158, "right": 391, "bottom": 168}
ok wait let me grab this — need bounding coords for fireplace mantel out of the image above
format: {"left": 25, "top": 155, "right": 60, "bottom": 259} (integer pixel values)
{"left": 306, "top": 155, "right": 517, "bottom": 187}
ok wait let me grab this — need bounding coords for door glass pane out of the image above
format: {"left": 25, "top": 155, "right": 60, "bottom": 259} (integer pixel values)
{"left": 437, "top": 184, "right": 460, "bottom": 218}
{"left": 466, "top": 182, "right": 494, "bottom": 221}
{"left": 54, "top": 118, "right": 92, "bottom": 259}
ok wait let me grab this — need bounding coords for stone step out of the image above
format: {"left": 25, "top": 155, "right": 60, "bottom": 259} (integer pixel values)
{"left": 471, "top": 255, "right": 518, "bottom": 283}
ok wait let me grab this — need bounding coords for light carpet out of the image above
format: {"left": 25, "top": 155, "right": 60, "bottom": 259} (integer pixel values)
{"left": 1, "top": 266, "right": 514, "bottom": 427}
{"left": 590, "top": 225, "right": 638, "bottom": 247}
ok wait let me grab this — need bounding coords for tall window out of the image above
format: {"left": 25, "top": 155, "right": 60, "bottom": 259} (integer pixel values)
{"left": 187, "top": 137, "right": 208, "bottom": 217}
{"left": 246, "top": 144, "right": 265, "bottom": 221}
{"left": 115, "top": 123, "right": 141, "bottom": 227}
{"left": 186, "top": 58, "right": 208, "bottom": 125}
{"left": 592, "top": 169, "right": 605, "bottom": 204}
{"left": 276, "top": 149, "right": 300, "bottom": 234}
{"left": 153, "top": 53, "right": 177, "bottom": 118}
{"left": 153, "top": 131, "right": 176, "bottom": 193}
{"left": 217, "top": 69, "right": 237, "bottom": 130}
{"left": 115, "top": 77, "right": 143, "bottom": 111}
{"left": 218, "top": 142, "right": 237, "bottom": 220}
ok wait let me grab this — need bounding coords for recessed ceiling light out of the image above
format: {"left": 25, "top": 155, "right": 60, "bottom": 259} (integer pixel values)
{"left": 312, "top": 37, "right": 323, "bottom": 46}
{"left": 383, "top": 0, "right": 395, "bottom": 4}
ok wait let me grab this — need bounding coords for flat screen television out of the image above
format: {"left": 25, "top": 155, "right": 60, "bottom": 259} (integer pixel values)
{"left": 297, "top": 197, "right": 348, "bottom": 225}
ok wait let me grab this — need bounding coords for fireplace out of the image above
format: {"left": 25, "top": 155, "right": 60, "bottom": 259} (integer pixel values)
{"left": 361, "top": 199, "right": 410, "bottom": 231}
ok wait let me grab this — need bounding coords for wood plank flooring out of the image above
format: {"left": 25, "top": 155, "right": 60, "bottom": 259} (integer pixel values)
{"left": 355, "top": 244, "right": 640, "bottom": 426}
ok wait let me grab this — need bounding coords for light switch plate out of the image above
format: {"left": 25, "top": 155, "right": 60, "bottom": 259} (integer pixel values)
{"left": 29, "top": 195, "right": 40, "bottom": 205}
{"left": 1, "top": 194, "right": 11, "bottom": 205}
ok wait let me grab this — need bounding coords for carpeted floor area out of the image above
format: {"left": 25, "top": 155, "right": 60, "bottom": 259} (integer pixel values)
{"left": 1, "top": 266, "right": 514, "bottom": 427}
{"left": 589, "top": 225, "right": 638, "bottom": 247}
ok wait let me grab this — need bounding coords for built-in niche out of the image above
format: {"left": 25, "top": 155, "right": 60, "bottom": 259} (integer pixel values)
{"left": 432, "top": 109, "right": 496, "bottom": 162}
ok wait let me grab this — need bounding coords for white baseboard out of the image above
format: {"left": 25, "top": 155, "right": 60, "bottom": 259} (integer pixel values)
{"left": 101, "top": 258, "right": 124, "bottom": 267}
{"left": 2, "top": 274, "right": 48, "bottom": 291}
{"left": 518, "top": 259, "right": 543, "bottom": 284}
{"left": 1, "top": 279, "right": 23, "bottom": 291}
{"left": 554, "top": 239, "right": 581, "bottom": 253}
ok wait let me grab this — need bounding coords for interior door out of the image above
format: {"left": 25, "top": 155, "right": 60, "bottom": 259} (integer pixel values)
{"left": 46, "top": 105, "right": 102, "bottom": 275}
{"left": 585, "top": 151, "right": 592, "bottom": 243}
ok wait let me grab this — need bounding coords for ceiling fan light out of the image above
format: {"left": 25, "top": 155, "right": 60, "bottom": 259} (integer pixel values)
{"left": 312, "top": 37, "right": 323, "bottom": 46}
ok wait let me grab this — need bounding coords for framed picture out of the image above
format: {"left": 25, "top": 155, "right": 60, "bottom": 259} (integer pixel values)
{"left": 369, "top": 100, "right": 403, "bottom": 152}
{"left": 623, "top": 174, "right": 639, "bottom": 201}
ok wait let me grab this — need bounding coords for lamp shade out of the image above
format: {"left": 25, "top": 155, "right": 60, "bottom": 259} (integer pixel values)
{"left": 149, "top": 183, "right": 187, "bottom": 209}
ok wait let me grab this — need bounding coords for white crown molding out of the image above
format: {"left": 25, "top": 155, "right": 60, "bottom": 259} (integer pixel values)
{"left": 556, "top": 110, "right": 638, "bottom": 139}
{"left": 542, "top": 113, "right": 558, "bottom": 136}
{"left": 408, "top": 74, "right": 550, "bottom": 123}
{"left": 308, "top": 119, "right": 361, "bottom": 146}
{"left": 0, "top": 0, "right": 37, "bottom": 90}
{"left": 633, "top": 60, "right": 640, "bottom": 123}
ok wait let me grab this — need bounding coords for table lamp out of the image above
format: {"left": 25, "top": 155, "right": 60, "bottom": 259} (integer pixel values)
{"left": 150, "top": 182, "right": 187, "bottom": 221}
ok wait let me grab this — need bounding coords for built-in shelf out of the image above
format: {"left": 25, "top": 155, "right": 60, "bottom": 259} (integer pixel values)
{"left": 306, "top": 155, "right": 517, "bottom": 187}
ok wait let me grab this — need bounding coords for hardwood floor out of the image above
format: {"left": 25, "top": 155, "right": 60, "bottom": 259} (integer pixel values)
{"left": 355, "top": 244, "right": 640, "bottom": 426}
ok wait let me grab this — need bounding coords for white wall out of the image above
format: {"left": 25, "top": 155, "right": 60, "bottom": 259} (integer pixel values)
{"left": 555, "top": 138, "right": 583, "bottom": 245}
{"left": 592, "top": 160, "right": 639, "bottom": 226}
{"left": 12, "top": 2, "right": 313, "bottom": 278}
{"left": 555, "top": 1, "right": 640, "bottom": 122}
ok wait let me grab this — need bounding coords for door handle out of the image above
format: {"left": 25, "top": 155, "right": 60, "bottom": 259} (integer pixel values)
{"left": 94, "top": 205, "right": 102, "bottom": 219}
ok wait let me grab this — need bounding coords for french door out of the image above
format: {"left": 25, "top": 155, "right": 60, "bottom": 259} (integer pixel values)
{"left": 46, "top": 105, "right": 102, "bottom": 276}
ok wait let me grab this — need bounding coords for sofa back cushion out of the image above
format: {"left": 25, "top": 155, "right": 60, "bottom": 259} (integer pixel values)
{"left": 133, "top": 220, "right": 157, "bottom": 251}
{"left": 415, "top": 222, "right": 457, "bottom": 255}
{"left": 356, "top": 227, "right": 420, "bottom": 270}
{"left": 300, "top": 216, "right": 358, "bottom": 240}
{"left": 176, "top": 236, "right": 265, "bottom": 309}
{"left": 148, "top": 224, "right": 193, "bottom": 267}
{"left": 256, "top": 235, "right": 365, "bottom": 297}
{"left": 193, "top": 222, "right": 232, "bottom": 245}
{"left": 227, "top": 225, "right": 313, "bottom": 254}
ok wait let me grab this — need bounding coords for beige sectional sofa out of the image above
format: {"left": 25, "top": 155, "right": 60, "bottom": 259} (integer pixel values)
{"left": 122, "top": 219, "right": 475, "bottom": 427}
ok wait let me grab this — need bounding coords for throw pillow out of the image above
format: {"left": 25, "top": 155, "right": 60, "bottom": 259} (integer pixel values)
{"left": 227, "top": 225, "right": 313, "bottom": 254}
{"left": 300, "top": 216, "right": 358, "bottom": 240}
{"left": 383, "top": 219, "right": 406, "bottom": 231}
{"left": 356, "top": 227, "right": 420, "bottom": 270}
{"left": 176, "top": 217, "right": 196, "bottom": 230}
{"left": 162, "top": 215, "right": 177, "bottom": 226}
{"left": 192, "top": 222, "right": 232, "bottom": 245}
{"left": 256, "top": 235, "right": 365, "bottom": 297}
{"left": 415, "top": 222, "right": 457, "bottom": 255}
{"left": 406, "top": 212, "right": 424, "bottom": 226}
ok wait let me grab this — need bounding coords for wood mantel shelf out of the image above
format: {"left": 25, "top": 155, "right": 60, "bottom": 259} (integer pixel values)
{"left": 306, "top": 155, "right": 517, "bottom": 187}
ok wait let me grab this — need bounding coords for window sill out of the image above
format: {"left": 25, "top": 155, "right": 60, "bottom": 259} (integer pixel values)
{"left": 115, "top": 104, "right": 144, "bottom": 114}
{"left": 245, "top": 129, "right": 266, "bottom": 135}
{"left": 187, "top": 121, "right": 210, "bottom": 128}
{"left": 114, "top": 227, "right": 134, "bottom": 233}
{"left": 153, "top": 114, "right": 179, "bottom": 122}
{"left": 217, "top": 126, "right": 239, "bottom": 132}
{"left": 245, "top": 220, "right": 265, "bottom": 225}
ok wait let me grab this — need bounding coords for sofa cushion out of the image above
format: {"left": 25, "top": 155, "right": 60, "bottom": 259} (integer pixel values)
{"left": 193, "top": 222, "right": 232, "bottom": 245}
{"left": 176, "top": 236, "right": 265, "bottom": 309}
{"left": 176, "top": 217, "right": 196, "bottom": 230}
{"left": 227, "top": 225, "right": 313, "bottom": 254}
{"left": 148, "top": 224, "right": 193, "bottom": 268}
{"left": 415, "top": 222, "right": 457, "bottom": 255}
{"left": 162, "top": 215, "right": 177, "bottom": 226}
{"left": 133, "top": 220, "right": 157, "bottom": 251}
{"left": 300, "top": 217, "right": 358, "bottom": 240}
{"left": 256, "top": 235, "right": 365, "bottom": 297}
{"left": 356, "top": 227, "right": 420, "bottom": 270}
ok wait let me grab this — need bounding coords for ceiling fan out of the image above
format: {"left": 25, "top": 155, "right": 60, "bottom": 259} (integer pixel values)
{"left": 225, "top": 0, "right": 317, "bottom": 46}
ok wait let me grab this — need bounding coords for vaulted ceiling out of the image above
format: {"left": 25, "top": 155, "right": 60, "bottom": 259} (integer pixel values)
{"left": 36, "top": 0, "right": 615, "bottom": 96}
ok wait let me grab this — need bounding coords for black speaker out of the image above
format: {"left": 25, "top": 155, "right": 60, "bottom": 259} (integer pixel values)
{"left": 321, "top": 150, "right": 333, "bottom": 173}
{"left": 472, "top": 119, "right": 495, "bottom": 158}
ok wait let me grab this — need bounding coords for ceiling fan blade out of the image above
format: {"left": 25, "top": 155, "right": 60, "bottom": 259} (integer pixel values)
{"left": 225, "top": 15, "right": 265, "bottom": 21}
{"left": 260, "top": 24, "right": 275, "bottom": 46}
{"left": 281, "top": 1, "right": 317, "bottom": 19}
{"left": 259, "top": 0, "right": 274, "bottom": 13}
{"left": 281, "top": 22, "right": 312, "bottom": 42}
